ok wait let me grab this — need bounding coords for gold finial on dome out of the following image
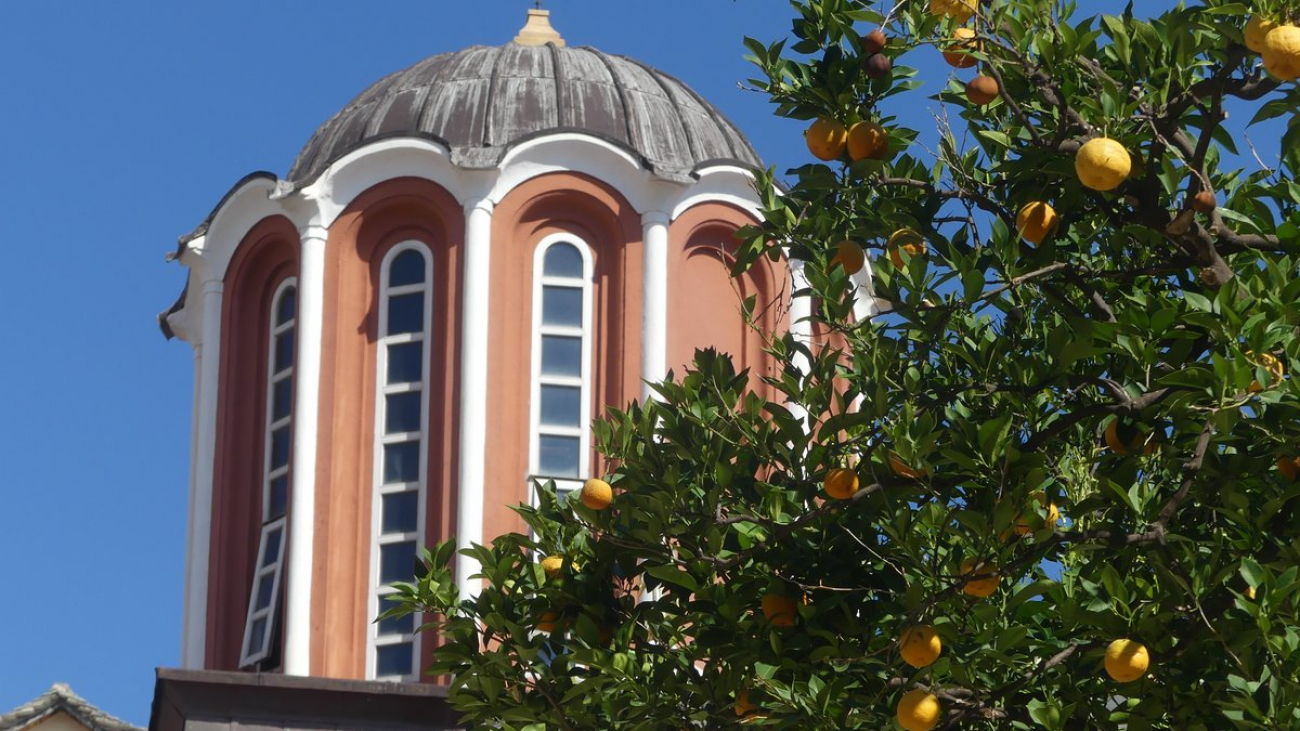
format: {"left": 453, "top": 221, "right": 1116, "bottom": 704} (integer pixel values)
{"left": 514, "top": 7, "right": 566, "bottom": 47}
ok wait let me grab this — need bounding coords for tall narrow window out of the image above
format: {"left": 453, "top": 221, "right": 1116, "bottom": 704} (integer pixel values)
{"left": 529, "top": 237, "right": 594, "bottom": 503}
{"left": 369, "top": 243, "right": 432, "bottom": 680}
{"left": 240, "top": 280, "right": 296, "bottom": 668}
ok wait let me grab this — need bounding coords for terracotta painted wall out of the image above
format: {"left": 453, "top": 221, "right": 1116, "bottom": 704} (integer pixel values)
{"left": 483, "top": 172, "right": 644, "bottom": 542}
{"left": 667, "top": 203, "right": 785, "bottom": 398}
{"left": 207, "top": 215, "right": 299, "bottom": 670}
{"left": 311, "top": 178, "right": 464, "bottom": 679}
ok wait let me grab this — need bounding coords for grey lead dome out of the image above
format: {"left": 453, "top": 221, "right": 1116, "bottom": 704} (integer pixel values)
{"left": 288, "top": 43, "right": 763, "bottom": 186}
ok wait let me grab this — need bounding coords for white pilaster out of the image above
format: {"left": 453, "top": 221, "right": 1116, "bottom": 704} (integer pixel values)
{"left": 284, "top": 223, "right": 327, "bottom": 676}
{"left": 787, "top": 259, "right": 813, "bottom": 427}
{"left": 456, "top": 199, "right": 494, "bottom": 600}
{"left": 640, "top": 210, "right": 670, "bottom": 401}
{"left": 182, "top": 279, "right": 224, "bottom": 669}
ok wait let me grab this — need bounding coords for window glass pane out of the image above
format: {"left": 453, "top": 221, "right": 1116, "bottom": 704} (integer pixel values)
{"left": 247, "top": 618, "right": 266, "bottom": 656}
{"left": 255, "top": 574, "right": 275, "bottom": 611}
{"left": 538, "top": 435, "right": 580, "bottom": 477}
{"left": 383, "top": 441, "right": 421, "bottom": 484}
{"left": 387, "top": 342, "right": 423, "bottom": 385}
{"left": 375, "top": 642, "right": 414, "bottom": 677}
{"left": 276, "top": 287, "right": 296, "bottom": 325}
{"left": 387, "top": 293, "right": 425, "bottom": 335}
{"left": 382, "top": 491, "right": 420, "bottom": 535}
{"left": 274, "top": 330, "right": 295, "bottom": 373}
{"left": 377, "top": 596, "right": 415, "bottom": 636}
{"left": 540, "top": 385, "right": 582, "bottom": 427}
{"left": 541, "top": 336, "right": 582, "bottom": 377}
{"left": 386, "top": 392, "right": 423, "bottom": 434}
{"left": 262, "top": 527, "right": 283, "bottom": 567}
{"left": 380, "top": 541, "right": 419, "bottom": 584}
{"left": 542, "top": 287, "right": 582, "bottom": 328}
{"left": 543, "top": 243, "right": 584, "bottom": 279}
{"left": 272, "top": 378, "right": 293, "bottom": 421}
{"left": 389, "top": 249, "right": 427, "bottom": 287}
{"left": 270, "top": 427, "right": 291, "bottom": 469}
{"left": 268, "top": 475, "right": 289, "bottom": 520}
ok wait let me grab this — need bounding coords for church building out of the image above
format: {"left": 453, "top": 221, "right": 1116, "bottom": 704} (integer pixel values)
{"left": 154, "top": 9, "right": 808, "bottom": 710}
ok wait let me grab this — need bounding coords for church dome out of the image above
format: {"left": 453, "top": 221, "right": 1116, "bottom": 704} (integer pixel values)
{"left": 287, "top": 40, "right": 763, "bottom": 185}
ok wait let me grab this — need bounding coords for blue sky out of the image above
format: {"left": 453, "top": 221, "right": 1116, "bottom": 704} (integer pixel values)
{"left": 0, "top": 0, "right": 1271, "bottom": 725}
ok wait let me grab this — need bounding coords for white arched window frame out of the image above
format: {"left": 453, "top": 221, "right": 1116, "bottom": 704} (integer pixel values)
{"left": 367, "top": 241, "right": 434, "bottom": 681}
{"left": 239, "top": 278, "right": 296, "bottom": 668}
{"left": 528, "top": 234, "right": 596, "bottom": 504}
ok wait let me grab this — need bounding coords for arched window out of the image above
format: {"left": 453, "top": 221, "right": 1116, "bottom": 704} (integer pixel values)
{"left": 369, "top": 243, "right": 432, "bottom": 680}
{"left": 239, "top": 279, "right": 296, "bottom": 668}
{"left": 529, "top": 237, "right": 594, "bottom": 501}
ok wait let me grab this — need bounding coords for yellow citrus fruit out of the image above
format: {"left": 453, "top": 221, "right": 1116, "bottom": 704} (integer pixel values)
{"left": 1016, "top": 201, "right": 1059, "bottom": 244}
{"left": 806, "top": 118, "right": 849, "bottom": 161}
{"left": 889, "top": 454, "right": 928, "bottom": 480}
{"left": 888, "top": 229, "right": 928, "bottom": 268}
{"left": 1014, "top": 492, "right": 1060, "bottom": 536}
{"left": 761, "top": 593, "right": 798, "bottom": 627}
{"left": 541, "top": 555, "right": 564, "bottom": 579}
{"left": 943, "top": 27, "right": 980, "bottom": 68}
{"left": 847, "top": 120, "right": 890, "bottom": 160}
{"left": 581, "top": 478, "right": 613, "bottom": 510}
{"left": 830, "top": 240, "right": 866, "bottom": 274}
{"left": 537, "top": 611, "right": 561, "bottom": 633}
{"left": 1246, "top": 16, "right": 1279, "bottom": 53}
{"left": 1075, "top": 137, "right": 1132, "bottom": 191}
{"left": 824, "top": 467, "right": 860, "bottom": 500}
{"left": 961, "top": 558, "right": 999, "bottom": 597}
{"left": 734, "top": 689, "right": 757, "bottom": 717}
{"left": 1247, "top": 351, "right": 1286, "bottom": 392}
{"left": 1279, "top": 456, "right": 1300, "bottom": 481}
{"left": 1105, "top": 419, "right": 1152, "bottom": 455}
{"left": 899, "top": 624, "right": 942, "bottom": 668}
{"left": 897, "top": 689, "right": 942, "bottom": 731}
{"left": 929, "top": 0, "right": 976, "bottom": 23}
{"left": 1262, "top": 25, "right": 1300, "bottom": 81}
{"left": 1104, "top": 638, "right": 1150, "bottom": 683}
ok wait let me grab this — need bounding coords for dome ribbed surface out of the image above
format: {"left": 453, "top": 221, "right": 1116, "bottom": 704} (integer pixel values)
{"left": 288, "top": 43, "right": 762, "bottom": 184}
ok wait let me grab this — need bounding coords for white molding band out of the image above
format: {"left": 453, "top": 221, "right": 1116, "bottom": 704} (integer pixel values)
{"left": 180, "top": 342, "right": 201, "bottom": 668}
{"left": 456, "top": 199, "right": 494, "bottom": 600}
{"left": 640, "top": 210, "right": 670, "bottom": 402}
{"left": 182, "top": 279, "right": 224, "bottom": 669}
{"left": 284, "top": 224, "right": 327, "bottom": 676}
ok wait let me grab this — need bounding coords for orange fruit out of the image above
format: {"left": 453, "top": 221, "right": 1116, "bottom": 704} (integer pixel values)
{"left": 897, "top": 689, "right": 941, "bottom": 731}
{"left": 960, "top": 558, "right": 999, "bottom": 598}
{"left": 829, "top": 240, "right": 866, "bottom": 274}
{"left": 1246, "top": 16, "right": 1279, "bottom": 53}
{"left": 942, "top": 27, "right": 979, "bottom": 68}
{"left": 806, "top": 118, "right": 848, "bottom": 161}
{"left": 964, "top": 75, "right": 1000, "bottom": 105}
{"left": 847, "top": 120, "right": 889, "bottom": 160}
{"left": 1104, "top": 639, "right": 1150, "bottom": 683}
{"left": 1105, "top": 419, "right": 1151, "bottom": 455}
{"left": 888, "top": 454, "right": 928, "bottom": 480}
{"left": 860, "top": 28, "right": 888, "bottom": 55}
{"left": 1278, "top": 456, "right": 1300, "bottom": 481}
{"left": 929, "top": 0, "right": 976, "bottom": 23}
{"left": 1247, "top": 351, "right": 1285, "bottom": 392}
{"left": 1075, "top": 138, "right": 1131, "bottom": 191}
{"left": 537, "top": 611, "right": 561, "bottom": 633}
{"left": 1013, "top": 492, "right": 1060, "bottom": 536}
{"left": 581, "top": 478, "right": 613, "bottom": 510}
{"left": 1191, "top": 190, "right": 1217, "bottom": 213}
{"left": 824, "top": 467, "right": 860, "bottom": 500}
{"left": 1262, "top": 25, "right": 1300, "bottom": 81}
{"left": 1016, "top": 201, "right": 1059, "bottom": 244}
{"left": 887, "top": 229, "right": 927, "bottom": 268}
{"left": 734, "top": 689, "right": 757, "bottom": 717}
{"left": 899, "top": 624, "right": 942, "bottom": 668}
{"left": 541, "top": 555, "right": 564, "bottom": 579}
{"left": 761, "top": 593, "right": 798, "bottom": 627}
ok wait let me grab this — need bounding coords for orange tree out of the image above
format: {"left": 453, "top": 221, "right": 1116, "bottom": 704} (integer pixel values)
{"left": 394, "top": 1, "right": 1300, "bottom": 728}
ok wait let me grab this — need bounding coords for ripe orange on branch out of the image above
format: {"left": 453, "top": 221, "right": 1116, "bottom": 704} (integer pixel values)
{"left": 1246, "top": 351, "right": 1285, "bottom": 392}
{"left": 964, "top": 75, "right": 999, "bottom": 105}
{"left": 1014, "top": 492, "right": 1060, "bottom": 536}
{"left": 829, "top": 240, "right": 866, "bottom": 274}
{"left": 1016, "top": 201, "right": 1059, "bottom": 244}
{"left": 761, "top": 593, "right": 798, "bottom": 627}
{"left": 823, "top": 466, "right": 860, "bottom": 499}
{"left": 805, "top": 118, "right": 848, "bottom": 161}
{"left": 960, "top": 559, "right": 999, "bottom": 597}
{"left": 1105, "top": 639, "right": 1150, "bottom": 682}
{"left": 897, "top": 689, "right": 941, "bottom": 731}
{"left": 887, "top": 229, "right": 928, "bottom": 268}
{"left": 1246, "top": 16, "right": 1279, "bottom": 53}
{"left": 1075, "top": 137, "right": 1132, "bottom": 191}
{"left": 847, "top": 120, "right": 889, "bottom": 160}
{"left": 1262, "top": 24, "right": 1300, "bottom": 81}
{"left": 942, "top": 27, "right": 980, "bottom": 68}
{"left": 929, "top": 0, "right": 976, "bottom": 23}
{"left": 899, "top": 624, "right": 942, "bottom": 668}
{"left": 581, "top": 478, "right": 613, "bottom": 510}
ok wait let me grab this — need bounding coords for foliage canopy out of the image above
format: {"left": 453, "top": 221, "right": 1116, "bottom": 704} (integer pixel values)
{"left": 396, "top": 1, "right": 1300, "bottom": 728}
